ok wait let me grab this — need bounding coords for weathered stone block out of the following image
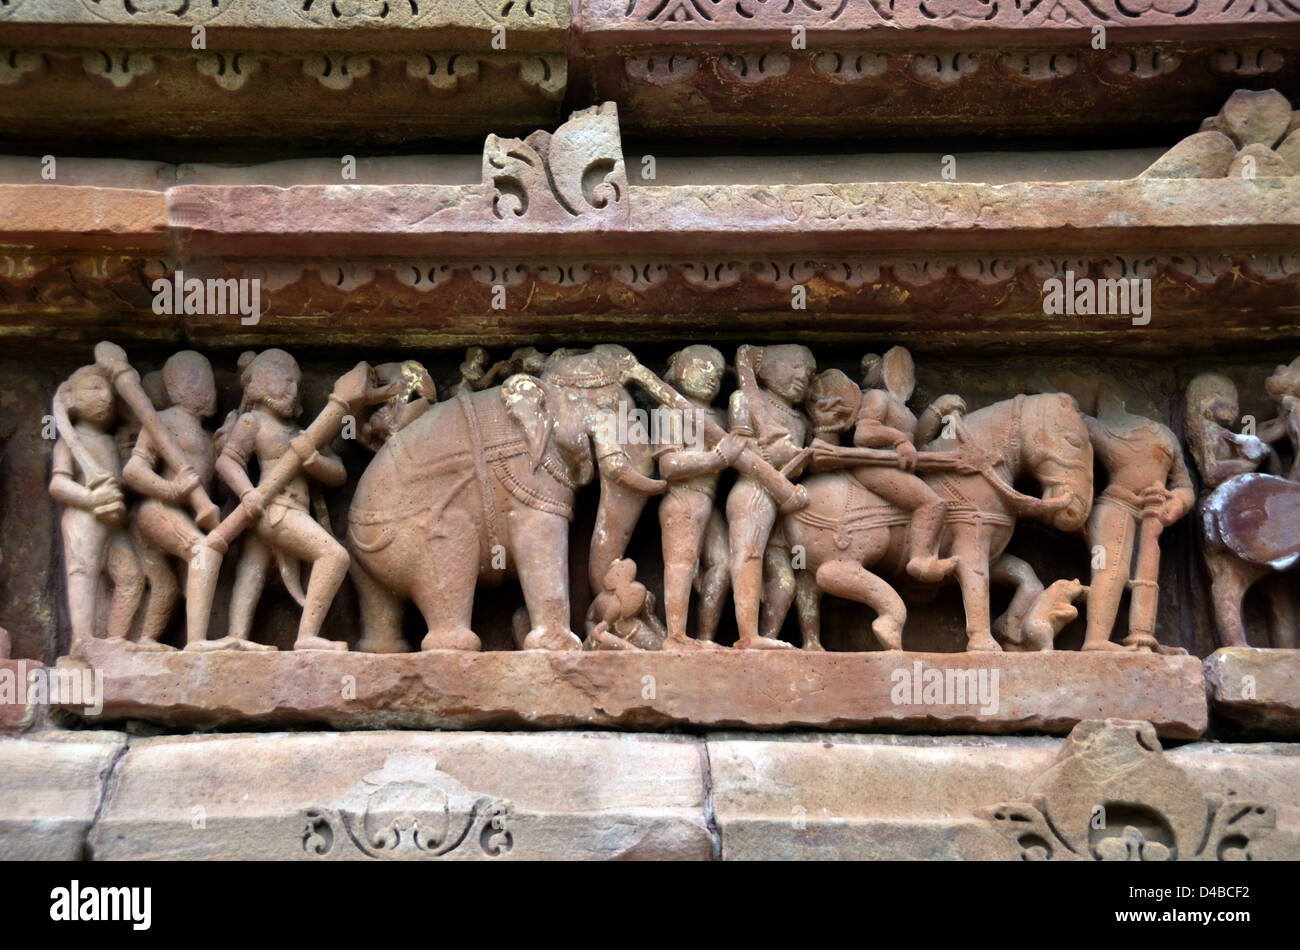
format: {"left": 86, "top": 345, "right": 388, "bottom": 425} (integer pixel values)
{"left": 90, "top": 732, "right": 710, "bottom": 860}
{"left": 709, "top": 721, "right": 1300, "bottom": 860}
{"left": 0, "top": 731, "right": 124, "bottom": 860}
{"left": 61, "top": 640, "right": 1209, "bottom": 738}
{"left": 1205, "top": 647, "right": 1300, "bottom": 734}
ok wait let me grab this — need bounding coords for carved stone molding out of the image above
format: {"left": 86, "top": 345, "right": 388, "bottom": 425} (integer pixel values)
{"left": 981, "top": 719, "right": 1276, "bottom": 860}
{"left": 301, "top": 754, "right": 513, "bottom": 860}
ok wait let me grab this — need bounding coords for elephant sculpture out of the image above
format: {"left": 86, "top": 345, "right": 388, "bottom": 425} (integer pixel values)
{"left": 786, "top": 392, "right": 1094, "bottom": 652}
{"left": 346, "top": 345, "right": 670, "bottom": 653}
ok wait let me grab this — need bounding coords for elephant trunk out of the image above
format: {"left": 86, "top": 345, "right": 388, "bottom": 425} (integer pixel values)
{"left": 589, "top": 434, "right": 659, "bottom": 591}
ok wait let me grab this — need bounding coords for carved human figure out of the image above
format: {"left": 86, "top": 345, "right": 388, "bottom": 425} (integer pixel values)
{"left": 853, "top": 347, "right": 961, "bottom": 583}
{"left": 121, "top": 352, "right": 221, "bottom": 650}
{"left": 1083, "top": 387, "right": 1194, "bottom": 651}
{"left": 212, "top": 350, "right": 351, "bottom": 651}
{"left": 727, "top": 344, "right": 815, "bottom": 650}
{"left": 48, "top": 366, "right": 144, "bottom": 648}
{"left": 360, "top": 360, "right": 437, "bottom": 451}
{"left": 1260, "top": 356, "right": 1300, "bottom": 479}
{"left": 584, "top": 558, "right": 667, "bottom": 651}
{"left": 1185, "top": 371, "right": 1295, "bottom": 649}
{"left": 457, "top": 346, "right": 546, "bottom": 393}
{"left": 655, "top": 345, "right": 741, "bottom": 651}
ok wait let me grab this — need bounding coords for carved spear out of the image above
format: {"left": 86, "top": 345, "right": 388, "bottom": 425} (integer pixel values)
{"left": 201, "top": 362, "right": 399, "bottom": 553}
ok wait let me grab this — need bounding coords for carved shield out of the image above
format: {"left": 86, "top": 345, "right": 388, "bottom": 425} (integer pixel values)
{"left": 1207, "top": 473, "right": 1300, "bottom": 569}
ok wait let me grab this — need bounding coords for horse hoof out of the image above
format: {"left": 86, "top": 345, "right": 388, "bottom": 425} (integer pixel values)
{"left": 966, "top": 634, "right": 1002, "bottom": 652}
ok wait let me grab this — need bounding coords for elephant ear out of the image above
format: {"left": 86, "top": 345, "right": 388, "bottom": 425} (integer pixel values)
{"left": 502, "top": 373, "right": 554, "bottom": 470}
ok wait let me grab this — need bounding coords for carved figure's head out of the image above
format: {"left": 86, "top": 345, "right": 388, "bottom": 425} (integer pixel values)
{"left": 1265, "top": 356, "right": 1300, "bottom": 405}
{"left": 806, "top": 369, "right": 862, "bottom": 437}
{"left": 238, "top": 349, "right": 301, "bottom": 419}
{"left": 62, "top": 366, "right": 116, "bottom": 429}
{"left": 665, "top": 345, "right": 725, "bottom": 404}
{"left": 757, "top": 345, "right": 815, "bottom": 404}
{"left": 164, "top": 350, "right": 217, "bottom": 419}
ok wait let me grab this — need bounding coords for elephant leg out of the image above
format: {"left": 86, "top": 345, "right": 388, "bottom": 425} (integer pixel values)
{"left": 990, "top": 553, "right": 1044, "bottom": 649}
{"left": 795, "top": 568, "right": 823, "bottom": 650}
{"left": 950, "top": 526, "right": 998, "bottom": 652}
{"left": 814, "top": 560, "right": 906, "bottom": 650}
{"left": 1265, "top": 572, "right": 1297, "bottom": 649}
{"left": 512, "top": 506, "right": 580, "bottom": 652}
{"left": 409, "top": 539, "right": 481, "bottom": 652}
{"left": 352, "top": 560, "right": 408, "bottom": 654}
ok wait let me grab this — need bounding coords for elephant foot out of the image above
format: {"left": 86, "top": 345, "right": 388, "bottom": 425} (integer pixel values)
{"left": 357, "top": 634, "right": 411, "bottom": 654}
{"left": 422, "top": 628, "right": 483, "bottom": 652}
{"left": 294, "top": 636, "right": 349, "bottom": 652}
{"left": 872, "top": 616, "right": 905, "bottom": 651}
{"left": 734, "top": 635, "right": 794, "bottom": 650}
{"left": 1081, "top": 639, "right": 1129, "bottom": 653}
{"left": 660, "top": 634, "right": 723, "bottom": 653}
{"left": 523, "top": 627, "right": 581, "bottom": 652}
{"left": 966, "top": 632, "right": 1002, "bottom": 653}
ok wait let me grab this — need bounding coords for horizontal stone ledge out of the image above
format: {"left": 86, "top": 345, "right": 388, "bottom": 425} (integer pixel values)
{"left": 0, "top": 1, "right": 570, "bottom": 53}
{"left": 0, "top": 185, "right": 168, "bottom": 250}
{"left": 162, "top": 179, "right": 1300, "bottom": 257}
{"left": 89, "top": 730, "right": 710, "bottom": 861}
{"left": 57, "top": 641, "right": 1208, "bottom": 738}
{"left": 1204, "top": 648, "right": 1300, "bottom": 735}
{"left": 580, "top": 0, "right": 1300, "bottom": 49}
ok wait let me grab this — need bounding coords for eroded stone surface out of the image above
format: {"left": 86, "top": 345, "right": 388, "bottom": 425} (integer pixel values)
{"left": 90, "top": 731, "right": 710, "bottom": 860}
{"left": 1205, "top": 648, "right": 1300, "bottom": 734}
{"left": 60, "top": 640, "right": 1208, "bottom": 737}
{"left": 709, "top": 722, "right": 1300, "bottom": 860}
{"left": 0, "top": 731, "right": 124, "bottom": 859}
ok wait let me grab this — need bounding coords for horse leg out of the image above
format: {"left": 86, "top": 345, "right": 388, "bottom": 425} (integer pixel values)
{"left": 990, "top": 553, "right": 1044, "bottom": 648}
{"left": 814, "top": 560, "right": 906, "bottom": 650}
{"left": 1264, "top": 572, "right": 1297, "bottom": 649}
{"left": 795, "top": 569, "right": 823, "bottom": 651}
{"left": 950, "top": 525, "right": 998, "bottom": 652}
{"left": 1204, "top": 548, "right": 1254, "bottom": 648}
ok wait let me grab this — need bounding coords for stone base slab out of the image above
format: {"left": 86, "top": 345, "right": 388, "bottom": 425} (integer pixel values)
{"left": 59, "top": 641, "right": 1208, "bottom": 738}
{"left": 1205, "top": 648, "right": 1300, "bottom": 734}
{"left": 2, "top": 724, "right": 1295, "bottom": 860}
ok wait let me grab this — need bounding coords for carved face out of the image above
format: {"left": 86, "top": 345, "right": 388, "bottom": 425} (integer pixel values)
{"left": 759, "top": 345, "right": 816, "bottom": 404}
{"left": 69, "top": 369, "right": 115, "bottom": 428}
{"left": 806, "top": 369, "right": 861, "bottom": 434}
{"left": 666, "top": 345, "right": 725, "bottom": 404}
{"left": 242, "top": 349, "right": 301, "bottom": 419}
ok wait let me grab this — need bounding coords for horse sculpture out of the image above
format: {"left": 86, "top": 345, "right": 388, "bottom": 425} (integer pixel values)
{"left": 784, "top": 392, "right": 1095, "bottom": 652}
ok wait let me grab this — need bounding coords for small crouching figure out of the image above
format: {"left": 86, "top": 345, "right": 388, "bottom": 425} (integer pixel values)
{"left": 1001, "top": 578, "right": 1088, "bottom": 652}
{"left": 583, "top": 558, "right": 667, "bottom": 651}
